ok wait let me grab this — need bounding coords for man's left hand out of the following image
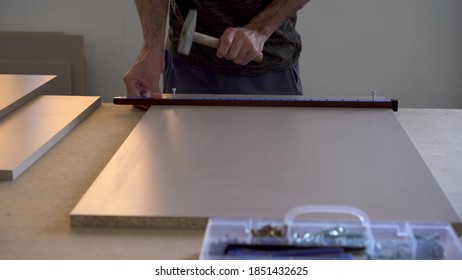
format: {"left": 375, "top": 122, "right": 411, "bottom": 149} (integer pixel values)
{"left": 216, "top": 27, "right": 266, "bottom": 65}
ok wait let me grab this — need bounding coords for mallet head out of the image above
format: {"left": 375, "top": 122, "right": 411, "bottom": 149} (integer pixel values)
{"left": 177, "top": 9, "right": 197, "bottom": 56}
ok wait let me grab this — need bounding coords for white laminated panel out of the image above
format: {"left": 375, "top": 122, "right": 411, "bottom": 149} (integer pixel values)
{"left": 0, "top": 74, "right": 56, "bottom": 119}
{"left": 71, "top": 106, "right": 460, "bottom": 228}
{"left": 0, "top": 32, "right": 85, "bottom": 95}
{"left": 0, "top": 95, "right": 100, "bottom": 180}
{"left": 0, "top": 62, "right": 72, "bottom": 95}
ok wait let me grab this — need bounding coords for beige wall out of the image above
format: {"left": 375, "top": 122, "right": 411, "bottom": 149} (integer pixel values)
{"left": 1, "top": 0, "right": 461, "bottom": 108}
{"left": 298, "top": 0, "right": 462, "bottom": 108}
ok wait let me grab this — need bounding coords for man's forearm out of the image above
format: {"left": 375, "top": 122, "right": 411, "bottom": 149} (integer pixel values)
{"left": 246, "top": 0, "right": 310, "bottom": 40}
{"left": 135, "top": 0, "right": 169, "bottom": 53}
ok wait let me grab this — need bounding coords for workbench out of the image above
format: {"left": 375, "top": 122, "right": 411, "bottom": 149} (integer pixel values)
{"left": 0, "top": 104, "right": 461, "bottom": 259}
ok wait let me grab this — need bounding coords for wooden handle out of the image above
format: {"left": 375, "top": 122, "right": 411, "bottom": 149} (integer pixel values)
{"left": 193, "top": 32, "right": 220, "bottom": 49}
{"left": 194, "top": 32, "right": 263, "bottom": 62}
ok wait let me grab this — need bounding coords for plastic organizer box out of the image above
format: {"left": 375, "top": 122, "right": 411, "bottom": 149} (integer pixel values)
{"left": 199, "top": 205, "right": 462, "bottom": 260}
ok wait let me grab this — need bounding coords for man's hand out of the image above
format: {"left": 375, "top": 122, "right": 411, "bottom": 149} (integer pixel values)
{"left": 123, "top": 0, "right": 168, "bottom": 108}
{"left": 123, "top": 51, "right": 163, "bottom": 100}
{"left": 216, "top": 27, "right": 267, "bottom": 65}
{"left": 216, "top": 0, "right": 310, "bottom": 66}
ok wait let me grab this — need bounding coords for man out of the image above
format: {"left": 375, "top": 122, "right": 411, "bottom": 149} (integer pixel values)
{"left": 124, "top": 0, "right": 309, "bottom": 99}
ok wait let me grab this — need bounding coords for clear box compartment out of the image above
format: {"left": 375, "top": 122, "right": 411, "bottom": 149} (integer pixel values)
{"left": 200, "top": 205, "right": 462, "bottom": 260}
{"left": 410, "top": 223, "right": 462, "bottom": 259}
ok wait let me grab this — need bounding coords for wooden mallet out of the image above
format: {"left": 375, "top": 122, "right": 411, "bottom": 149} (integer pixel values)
{"left": 177, "top": 9, "right": 263, "bottom": 62}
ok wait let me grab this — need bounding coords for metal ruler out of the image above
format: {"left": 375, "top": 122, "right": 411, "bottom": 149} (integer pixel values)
{"left": 113, "top": 96, "right": 399, "bottom": 111}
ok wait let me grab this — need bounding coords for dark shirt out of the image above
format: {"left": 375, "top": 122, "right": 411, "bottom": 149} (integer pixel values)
{"left": 167, "top": 0, "right": 302, "bottom": 76}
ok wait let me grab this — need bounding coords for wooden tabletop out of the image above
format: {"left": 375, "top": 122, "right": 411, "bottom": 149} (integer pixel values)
{"left": 0, "top": 104, "right": 460, "bottom": 259}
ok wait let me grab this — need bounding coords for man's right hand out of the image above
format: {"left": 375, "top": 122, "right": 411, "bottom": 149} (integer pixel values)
{"left": 123, "top": 50, "right": 164, "bottom": 101}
